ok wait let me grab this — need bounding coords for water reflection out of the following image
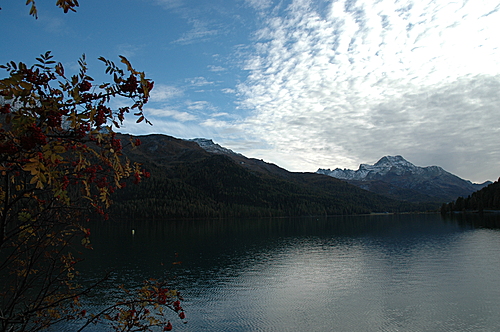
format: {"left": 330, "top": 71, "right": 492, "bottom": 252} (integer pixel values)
{"left": 74, "top": 213, "right": 500, "bottom": 331}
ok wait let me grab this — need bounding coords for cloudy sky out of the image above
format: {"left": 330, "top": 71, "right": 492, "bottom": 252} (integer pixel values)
{"left": 1, "top": 0, "right": 499, "bottom": 183}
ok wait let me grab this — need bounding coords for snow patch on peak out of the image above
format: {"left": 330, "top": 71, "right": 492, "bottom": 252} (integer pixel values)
{"left": 375, "top": 155, "right": 414, "bottom": 168}
{"left": 318, "top": 155, "right": 426, "bottom": 180}
{"left": 189, "top": 138, "right": 241, "bottom": 156}
{"left": 317, "top": 155, "right": 491, "bottom": 202}
{"left": 191, "top": 138, "right": 215, "bottom": 147}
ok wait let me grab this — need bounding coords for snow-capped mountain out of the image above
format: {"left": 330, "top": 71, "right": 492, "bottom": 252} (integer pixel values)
{"left": 190, "top": 138, "right": 241, "bottom": 156}
{"left": 319, "top": 156, "right": 430, "bottom": 180}
{"left": 317, "top": 156, "right": 491, "bottom": 202}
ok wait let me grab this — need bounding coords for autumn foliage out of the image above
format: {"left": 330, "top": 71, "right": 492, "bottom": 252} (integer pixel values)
{"left": 0, "top": 52, "right": 184, "bottom": 331}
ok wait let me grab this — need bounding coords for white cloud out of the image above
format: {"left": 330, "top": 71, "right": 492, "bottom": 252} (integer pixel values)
{"left": 116, "top": 43, "right": 143, "bottom": 59}
{"left": 153, "top": 0, "right": 184, "bottom": 10}
{"left": 119, "top": 117, "right": 215, "bottom": 140}
{"left": 187, "top": 76, "right": 214, "bottom": 87}
{"left": 150, "top": 84, "right": 183, "bottom": 102}
{"left": 186, "top": 100, "right": 216, "bottom": 112}
{"left": 236, "top": 0, "right": 500, "bottom": 182}
{"left": 201, "top": 118, "right": 230, "bottom": 128}
{"left": 208, "top": 65, "right": 226, "bottom": 72}
{"left": 145, "top": 107, "right": 197, "bottom": 122}
{"left": 38, "top": 14, "right": 67, "bottom": 34}
{"left": 173, "top": 18, "right": 219, "bottom": 44}
{"left": 245, "top": 0, "right": 274, "bottom": 11}
{"left": 221, "top": 88, "right": 236, "bottom": 94}
{"left": 211, "top": 112, "right": 229, "bottom": 117}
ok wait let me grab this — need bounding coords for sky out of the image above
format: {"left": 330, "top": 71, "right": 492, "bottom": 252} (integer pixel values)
{"left": 1, "top": 0, "right": 499, "bottom": 183}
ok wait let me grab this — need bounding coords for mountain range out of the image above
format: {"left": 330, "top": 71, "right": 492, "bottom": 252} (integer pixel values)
{"left": 317, "top": 155, "right": 491, "bottom": 203}
{"left": 111, "top": 134, "right": 438, "bottom": 219}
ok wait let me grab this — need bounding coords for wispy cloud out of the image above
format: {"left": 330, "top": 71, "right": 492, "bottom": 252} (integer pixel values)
{"left": 208, "top": 65, "right": 226, "bottom": 72}
{"left": 121, "top": 117, "right": 214, "bottom": 140}
{"left": 212, "top": 112, "right": 230, "bottom": 117}
{"left": 245, "top": 0, "right": 274, "bottom": 11}
{"left": 186, "top": 100, "right": 218, "bottom": 112}
{"left": 235, "top": 0, "right": 500, "bottom": 182}
{"left": 150, "top": 84, "right": 183, "bottom": 102}
{"left": 221, "top": 88, "right": 236, "bottom": 94}
{"left": 153, "top": 0, "right": 223, "bottom": 45}
{"left": 153, "top": 0, "right": 184, "bottom": 10}
{"left": 187, "top": 76, "right": 215, "bottom": 87}
{"left": 116, "top": 43, "right": 143, "bottom": 59}
{"left": 38, "top": 14, "right": 69, "bottom": 34}
{"left": 173, "top": 18, "right": 219, "bottom": 44}
{"left": 145, "top": 107, "right": 197, "bottom": 122}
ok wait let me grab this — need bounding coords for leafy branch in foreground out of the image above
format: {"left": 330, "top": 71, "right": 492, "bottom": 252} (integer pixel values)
{"left": 26, "top": 0, "right": 80, "bottom": 19}
{"left": 0, "top": 52, "right": 184, "bottom": 331}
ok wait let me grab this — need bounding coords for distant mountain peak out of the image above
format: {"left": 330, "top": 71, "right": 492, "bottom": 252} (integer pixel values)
{"left": 189, "top": 138, "right": 241, "bottom": 156}
{"left": 319, "top": 155, "right": 422, "bottom": 180}
{"left": 374, "top": 155, "right": 413, "bottom": 167}
{"left": 317, "top": 155, "right": 490, "bottom": 202}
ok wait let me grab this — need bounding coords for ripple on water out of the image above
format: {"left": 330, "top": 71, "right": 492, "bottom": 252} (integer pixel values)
{"left": 49, "top": 215, "right": 500, "bottom": 332}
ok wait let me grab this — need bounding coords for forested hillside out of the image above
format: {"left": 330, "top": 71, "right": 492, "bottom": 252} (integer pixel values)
{"left": 442, "top": 178, "right": 500, "bottom": 213}
{"left": 110, "top": 134, "right": 439, "bottom": 219}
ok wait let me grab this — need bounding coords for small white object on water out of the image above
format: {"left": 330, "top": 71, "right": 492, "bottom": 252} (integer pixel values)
{"left": 132, "top": 229, "right": 135, "bottom": 235}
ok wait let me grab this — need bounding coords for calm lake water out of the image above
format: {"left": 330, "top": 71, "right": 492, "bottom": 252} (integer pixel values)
{"left": 72, "top": 213, "right": 500, "bottom": 331}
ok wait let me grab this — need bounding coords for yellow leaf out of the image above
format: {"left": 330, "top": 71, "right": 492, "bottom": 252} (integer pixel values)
{"left": 30, "top": 175, "right": 39, "bottom": 184}
{"left": 100, "top": 192, "right": 107, "bottom": 202}
{"left": 53, "top": 145, "right": 66, "bottom": 154}
{"left": 23, "top": 161, "right": 39, "bottom": 175}
{"left": 38, "top": 172, "right": 46, "bottom": 183}
{"left": 119, "top": 56, "right": 138, "bottom": 74}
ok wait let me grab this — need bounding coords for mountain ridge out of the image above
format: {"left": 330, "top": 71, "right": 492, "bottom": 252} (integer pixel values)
{"left": 110, "top": 134, "right": 436, "bottom": 219}
{"left": 317, "top": 155, "right": 491, "bottom": 202}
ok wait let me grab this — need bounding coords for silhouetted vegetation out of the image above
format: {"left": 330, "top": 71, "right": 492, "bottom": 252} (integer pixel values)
{"left": 441, "top": 178, "right": 500, "bottom": 213}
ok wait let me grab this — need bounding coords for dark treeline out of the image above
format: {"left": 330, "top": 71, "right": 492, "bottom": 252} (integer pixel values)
{"left": 111, "top": 153, "right": 438, "bottom": 219}
{"left": 441, "top": 178, "right": 500, "bottom": 213}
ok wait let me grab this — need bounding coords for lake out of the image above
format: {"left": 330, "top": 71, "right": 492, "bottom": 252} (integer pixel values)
{"left": 72, "top": 213, "right": 500, "bottom": 331}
